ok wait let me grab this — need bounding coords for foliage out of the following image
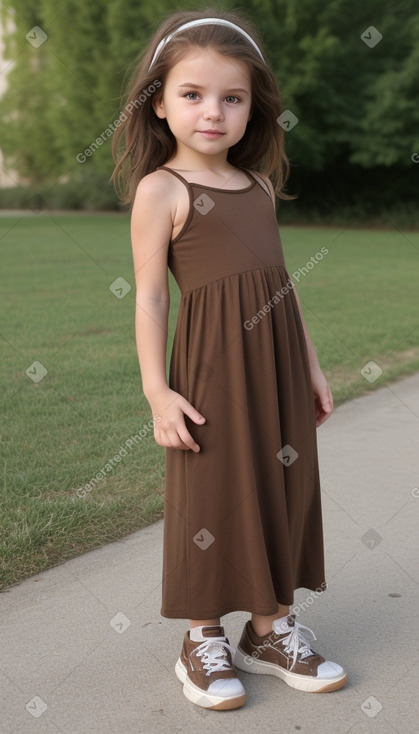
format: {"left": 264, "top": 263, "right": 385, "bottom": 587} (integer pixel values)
{"left": 0, "top": 0, "right": 418, "bottom": 206}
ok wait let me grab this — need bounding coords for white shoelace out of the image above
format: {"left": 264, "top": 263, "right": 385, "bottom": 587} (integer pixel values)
{"left": 194, "top": 638, "right": 235, "bottom": 676}
{"left": 273, "top": 619, "right": 317, "bottom": 670}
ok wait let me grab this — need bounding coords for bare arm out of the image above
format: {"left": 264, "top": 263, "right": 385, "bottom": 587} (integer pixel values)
{"left": 131, "top": 173, "right": 206, "bottom": 451}
{"left": 262, "top": 173, "right": 333, "bottom": 427}
{"left": 292, "top": 283, "right": 333, "bottom": 427}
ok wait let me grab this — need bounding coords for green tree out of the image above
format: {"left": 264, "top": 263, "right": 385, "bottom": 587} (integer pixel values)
{"left": 1, "top": 0, "right": 418, "bottom": 204}
{"left": 245, "top": 0, "right": 419, "bottom": 169}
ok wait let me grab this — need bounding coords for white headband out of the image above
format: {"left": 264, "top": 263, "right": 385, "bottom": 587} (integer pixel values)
{"left": 148, "top": 18, "right": 265, "bottom": 70}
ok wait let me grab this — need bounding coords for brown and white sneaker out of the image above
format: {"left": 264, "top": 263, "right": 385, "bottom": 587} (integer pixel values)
{"left": 234, "top": 614, "right": 348, "bottom": 693}
{"left": 175, "top": 625, "right": 246, "bottom": 710}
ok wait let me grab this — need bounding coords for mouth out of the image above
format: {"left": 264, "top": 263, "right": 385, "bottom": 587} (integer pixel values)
{"left": 199, "top": 130, "right": 225, "bottom": 138}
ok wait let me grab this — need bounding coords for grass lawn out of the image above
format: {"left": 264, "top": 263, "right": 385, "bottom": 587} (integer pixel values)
{"left": 1, "top": 213, "right": 419, "bottom": 590}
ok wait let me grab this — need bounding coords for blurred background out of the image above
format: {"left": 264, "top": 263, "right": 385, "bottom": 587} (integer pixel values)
{"left": 0, "top": 0, "right": 418, "bottom": 224}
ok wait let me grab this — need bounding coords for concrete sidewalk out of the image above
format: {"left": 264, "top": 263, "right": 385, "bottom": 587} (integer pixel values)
{"left": 2, "top": 373, "right": 419, "bottom": 733}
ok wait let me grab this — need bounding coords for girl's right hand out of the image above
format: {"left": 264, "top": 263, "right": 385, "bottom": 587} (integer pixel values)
{"left": 149, "top": 388, "right": 206, "bottom": 452}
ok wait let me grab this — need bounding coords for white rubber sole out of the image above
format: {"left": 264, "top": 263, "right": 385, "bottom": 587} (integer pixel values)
{"left": 234, "top": 647, "right": 348, "bottom": 693}
{"left": 175, "top": 658, "right": 246, "bottom": 710}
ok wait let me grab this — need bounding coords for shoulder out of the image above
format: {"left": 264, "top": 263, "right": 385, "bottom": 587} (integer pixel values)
{"left": 132, "top": 168, "right": 190, "bottom": 244}
{"left": 132, "top": 168, "right": 183, "bottom": 225}
{"left": 131, "top": 170, "right": 175, "bottom": 237}
{"left": 133, "top": 169, "right": 176, "bottom": 205}
{"left": 248, "top": 170, "right": 276, "bottom": 205}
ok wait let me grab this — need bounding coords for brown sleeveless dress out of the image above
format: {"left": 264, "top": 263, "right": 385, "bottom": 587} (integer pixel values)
{"left": 159, "top": 166, "right": 326, "bottom": 619}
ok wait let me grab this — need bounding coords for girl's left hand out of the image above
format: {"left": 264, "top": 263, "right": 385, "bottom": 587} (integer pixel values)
{"left": 311, "top": 368, "right": 333, "bottom": 427}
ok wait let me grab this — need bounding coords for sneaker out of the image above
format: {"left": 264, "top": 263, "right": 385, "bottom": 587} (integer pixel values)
{"left": 234, "top": 614, "right": 348, "bottom": 693}
{"left": 175, "top": 625, "right": 246, "bottom": 710}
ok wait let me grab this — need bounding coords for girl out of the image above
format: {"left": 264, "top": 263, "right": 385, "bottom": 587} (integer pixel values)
{"left": 113, "top": 8, "right": 347, "bottom": 711}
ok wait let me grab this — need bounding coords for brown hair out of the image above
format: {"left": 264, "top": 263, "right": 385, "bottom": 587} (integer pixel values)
{"left": 112, "top": 8, "right": 296, "bottom": 205}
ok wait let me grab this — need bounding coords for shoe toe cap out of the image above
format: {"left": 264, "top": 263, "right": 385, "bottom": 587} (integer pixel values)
{"left": 208, "top": 678, "right": 245, "bottom": 697}
{"left": 317, "top": 660, "right": 345, "bottom": 679}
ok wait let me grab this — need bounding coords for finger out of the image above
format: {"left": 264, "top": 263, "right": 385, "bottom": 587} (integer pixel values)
{"left": 316, "top": 406, "right": 332, "bottom": 427}
{"left": 166, "top": 428, "right": 192, "bottom": 451}
{"left": 326, "top": 386, "right": 333, "bottom": 411}
{"left": 177, "top": 423, "right": 201, "bottom": 452}
{"left": 154, "top": 429, "right": 175, "bottom": 449}
{"left": 313, "top": 398, "right": 328, "bottom": 427}
{"left": 179, "top": 398, "right": 206, "bottom": 425}
{"left": 316, "top": 391, "right": 332, "bottom": 413}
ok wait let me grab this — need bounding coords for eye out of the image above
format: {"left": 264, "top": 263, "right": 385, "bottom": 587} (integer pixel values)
{"left": 184, "top": 92, "right": 200, "bottom": 100}
{"left": 225, "top": 95, "right": 240, "bottom": 104}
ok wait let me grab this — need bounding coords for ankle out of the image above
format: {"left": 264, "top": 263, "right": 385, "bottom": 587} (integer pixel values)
{"left": 189, "top": 619, "right": 220, "bottom": 628}
{"left": 250, "top": 620, "right": 272, "bottom": 638}
{"left": 251, "top": 606, "right": 290, "bottom": 637}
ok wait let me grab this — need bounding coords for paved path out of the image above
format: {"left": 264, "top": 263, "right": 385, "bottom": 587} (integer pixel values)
{"left": 2, "top": 373, "right": 419, "bottom": 733}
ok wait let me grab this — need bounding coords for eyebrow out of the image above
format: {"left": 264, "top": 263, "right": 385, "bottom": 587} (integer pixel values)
{"left": 178, "top": 83, "right": 249, "bottom": 94}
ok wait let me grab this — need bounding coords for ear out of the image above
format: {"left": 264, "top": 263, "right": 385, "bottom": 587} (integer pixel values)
{"left": 153, "top": 94, "right": 166, "bottom": 119}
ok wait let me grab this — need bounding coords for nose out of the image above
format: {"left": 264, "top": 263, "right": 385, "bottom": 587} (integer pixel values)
{"left": 203, "top": 97, "right": 224, "bottom": 121}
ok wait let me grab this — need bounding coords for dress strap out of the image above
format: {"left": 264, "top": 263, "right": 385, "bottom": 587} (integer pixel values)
{"left": 245, "top": 170, "right": 273, "bottom": 200}
{"left": 156, "top": 166, "right": 194, "bottom": 246}
{"left": 157, "top": 165, "right": 270, "bottom": 197}
{"left": 157, "top": 166, "right": 192, "bottom": 191}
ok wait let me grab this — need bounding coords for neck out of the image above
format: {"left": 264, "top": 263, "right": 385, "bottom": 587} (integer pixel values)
{"left": 166, "top": 145, "right": 230, "bottom": 173}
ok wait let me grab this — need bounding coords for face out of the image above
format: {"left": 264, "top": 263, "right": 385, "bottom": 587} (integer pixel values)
{"left": 153, "top": 48, "right": 252, "bottom": 163}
